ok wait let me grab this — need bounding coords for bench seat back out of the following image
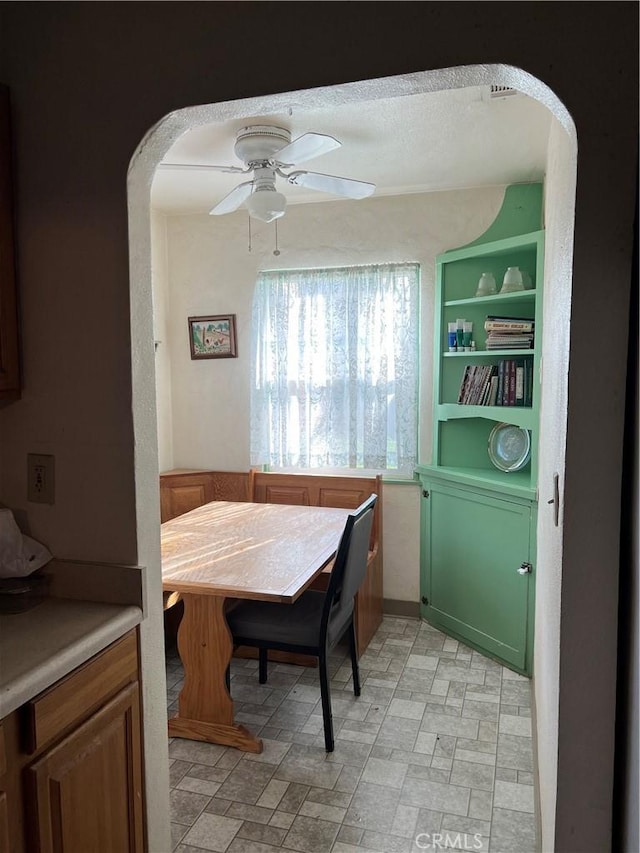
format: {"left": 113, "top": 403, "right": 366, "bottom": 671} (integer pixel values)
{"left": 250, "top": 471, "right": 381, "bottom": 556}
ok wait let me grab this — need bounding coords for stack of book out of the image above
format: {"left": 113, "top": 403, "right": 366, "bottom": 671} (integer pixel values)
{"left": 484, "top": 316, "right": 534, "bottom": 350}
{"left": 457, "top": 364, "right": 499, "bottom": 406}
{"left": 457, "top": 358, "right": 534, "bottom": 407}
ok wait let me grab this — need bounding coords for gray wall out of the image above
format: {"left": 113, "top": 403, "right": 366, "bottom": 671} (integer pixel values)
{"left": 0, "top": 4, "right": 637, "bottom": 851}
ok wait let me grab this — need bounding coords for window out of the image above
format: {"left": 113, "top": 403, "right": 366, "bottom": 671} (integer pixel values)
{"left": 250, "top": 263, "right": 419, "bottom": 475}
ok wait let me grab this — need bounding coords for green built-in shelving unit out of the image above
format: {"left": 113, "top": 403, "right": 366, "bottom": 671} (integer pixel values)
{"left": 416, "top": 183, "right": 544, "bottom": 675}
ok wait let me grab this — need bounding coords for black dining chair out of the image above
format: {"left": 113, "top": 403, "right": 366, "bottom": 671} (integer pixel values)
{"left": 226, "top": 493, "right": 377, "bottom": 752}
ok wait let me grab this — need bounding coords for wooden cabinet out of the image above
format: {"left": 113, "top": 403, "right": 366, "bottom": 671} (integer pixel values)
{"left": 27, "top": 684, "right": 142, "bottom": 853}
{"left": 0, "top": 631, "right": 144, "bottom": 853}
{"left": 0, "top": 84, "right": 20, "bottom": 404}
{"left": 417, "top": 184, "right": 544, "bottom": 674}
{"left": 160, "top": 469, "right": 251, "bottom": 522}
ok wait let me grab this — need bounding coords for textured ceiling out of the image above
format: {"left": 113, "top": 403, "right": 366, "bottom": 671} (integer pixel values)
{"left": 151, "top": 85, "right": 552, "bottom": 215}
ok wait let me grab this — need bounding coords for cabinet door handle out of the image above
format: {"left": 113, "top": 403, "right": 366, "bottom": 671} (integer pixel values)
{"left": 518, "top": 562, "right": 533, "bottom": 575}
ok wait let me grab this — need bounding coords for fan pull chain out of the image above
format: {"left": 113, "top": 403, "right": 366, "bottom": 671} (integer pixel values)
{"left": 273, "top": 220, "right": 281, "bottom": 256}
{"left": 247, "top": 212, "right": 252, "bottom": 253}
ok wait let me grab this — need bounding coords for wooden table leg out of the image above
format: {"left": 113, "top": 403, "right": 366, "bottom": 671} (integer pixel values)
{"left": 168, "top": 593, "right": 262, "bottom": 753}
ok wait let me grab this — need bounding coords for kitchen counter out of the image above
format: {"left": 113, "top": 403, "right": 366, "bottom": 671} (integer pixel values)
{"left": 0, "top": 597, "right": 143, "bottom": 717}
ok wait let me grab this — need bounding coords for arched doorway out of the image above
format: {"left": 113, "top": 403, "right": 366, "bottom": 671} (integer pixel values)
{"left": 127, "top": 65, "right": 576, "bottom": 849}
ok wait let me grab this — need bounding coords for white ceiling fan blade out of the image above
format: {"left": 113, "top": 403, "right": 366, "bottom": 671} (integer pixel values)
{"left": 273, "top": 133, "right": 341, "bottom": 166}
{"left": 287, "top": 171, "right": 375, "bottom": 199}
{"left": 209, "top": 181, "right": 253, "bottom": 215}
{"left": 159, "top": 163, "right": 247, "bottom": 175}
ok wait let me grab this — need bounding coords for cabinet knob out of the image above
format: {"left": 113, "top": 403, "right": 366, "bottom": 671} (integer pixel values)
{"left": 517, "top": 562, "right": 533, "bottom": 575}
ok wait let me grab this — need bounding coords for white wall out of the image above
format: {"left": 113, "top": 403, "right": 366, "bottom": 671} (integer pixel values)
{"left": 151, "top": 210, "right": 174, "bottom": 473}
{"left": 153, "top": 187, "right": 505, "bottom": 602}
{"left": 535, "top": 114, "right": 576, "bottom": 851}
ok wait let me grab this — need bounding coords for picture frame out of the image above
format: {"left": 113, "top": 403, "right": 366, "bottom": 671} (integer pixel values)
{"left": 188, "top": 314, "right": 238, "bottom": 359}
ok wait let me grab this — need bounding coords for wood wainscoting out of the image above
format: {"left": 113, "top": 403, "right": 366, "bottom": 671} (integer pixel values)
{"left": 160, "top": 469, "right": 252, "bottom": 523}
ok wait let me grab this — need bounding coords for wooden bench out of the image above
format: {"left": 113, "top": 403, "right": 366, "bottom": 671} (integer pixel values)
{"left": 249, "top": 471, "right": 383, "bottom": 654}
{"left": 160, "top": 469, "right": 252, "bottom": 647}
{"left": 160, "top": 468, "right": 251, "bottom": 523}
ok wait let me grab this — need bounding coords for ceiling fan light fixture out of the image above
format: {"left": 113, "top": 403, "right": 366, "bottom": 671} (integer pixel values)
{"left": 246, "top": 186, "right": 287, "bottom": 223}
{"left": 166, "top": 124, "right": 376, "bottom": 219}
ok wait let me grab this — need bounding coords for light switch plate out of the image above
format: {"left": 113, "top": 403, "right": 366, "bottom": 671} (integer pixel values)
{"left": 27, "top": 453, "right": 55, "bottom": 504}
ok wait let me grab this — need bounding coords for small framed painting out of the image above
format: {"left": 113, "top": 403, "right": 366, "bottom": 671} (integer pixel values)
{"left": 188, "top": 314, "right": 238, "bottom": 359}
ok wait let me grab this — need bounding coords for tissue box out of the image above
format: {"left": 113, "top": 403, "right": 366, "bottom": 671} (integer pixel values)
{"left": 0, "top": 572, "right": 50, "bottom": 614}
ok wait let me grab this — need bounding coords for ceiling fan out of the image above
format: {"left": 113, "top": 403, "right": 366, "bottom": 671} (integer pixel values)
{"left": 158, "top": 124, "right": 376, "bottom": 223}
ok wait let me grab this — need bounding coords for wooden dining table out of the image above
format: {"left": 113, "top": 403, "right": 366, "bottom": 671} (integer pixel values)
{"left": 161, "top": 500, "right": 351, "bottom": 753}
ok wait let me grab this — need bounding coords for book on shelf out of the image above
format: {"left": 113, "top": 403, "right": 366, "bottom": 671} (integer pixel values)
{"left": 485, "top": 330, "right": 534, "bottom": 349}
{"left": 456, "top": 364, "right": 498, "bottom": 406}
{"left": 497, "top": 360, "right": 505, "bottom": 405}
{"left": 459, "top": 364, "right": 482, "bottom": 405}
{"left": 510, "top": 360, "right": 519, "bottom": 406}
{"left": 485, "top": 336, "right": 534, "bottom": 350}
{"left": 473, "top": 365, "right": 494, "bottom": 405}
{"left": 505, "top": 360, "right": 515, "bottom": 406}
{"left": 466, "top": 366, "right": 480, "bottom": 404}
{"left": 484, "top": 317, "right": 535, "bottom": 333}
{"left": 524, "top": 358, "right": 533, "bottom": 407}
{"left": 486, "top": 314, "right": 535, "bottom": 323}
{"left": 488, "top": 374, "right": 499, "bottom": 406}
{"left": 457, "top": 364, "right": 474, "bottom": 403}
{"left": 457, "top": 365, "right": 473, "bottom": 405}
{"left": 480, "top": 366, "right": 498, "bottom": 406}
{"left": 455, "top": 357, "right": 533, "bottom": 408}
{"left": 484, "top": 314, "right": 535, "bottom": 351}
{"left": 515, "top": 360, "right": 525, "bottom": 406}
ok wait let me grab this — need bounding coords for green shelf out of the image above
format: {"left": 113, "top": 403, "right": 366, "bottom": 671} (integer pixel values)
{"left": 443, "top": 349, "right": 534, "bottom": 358}
{"left": 444, "top": 290, "right": 536, "bottom": 308}
{"left": 437, "top": 228, "right": 544, "bottom": 265}
{"left": 417, "top": 186, "right": 542, "bottom": 676}
{"left": 437, "top": 404, "right": 535, "bottom": 430}
{"left": 416, "top": 464, "right": 536, "bottom": 501}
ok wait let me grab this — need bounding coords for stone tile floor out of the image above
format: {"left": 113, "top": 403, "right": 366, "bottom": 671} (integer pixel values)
{"left": 166, "top": 616, "right": 537, "bottom": 852}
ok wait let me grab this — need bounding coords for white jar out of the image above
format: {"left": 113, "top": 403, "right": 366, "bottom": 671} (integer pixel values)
{"left": 476, "top": 272, "right": 497, "bottom": 297}
{"left": 501, "top": 266, "right": 524, "bottom": 293}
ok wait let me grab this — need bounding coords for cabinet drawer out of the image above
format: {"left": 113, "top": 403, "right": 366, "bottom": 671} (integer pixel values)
{"left": 24, "top": 630, "right": 138, "bottom": 754}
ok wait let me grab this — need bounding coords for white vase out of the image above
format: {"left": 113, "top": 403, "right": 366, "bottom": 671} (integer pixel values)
{"left": 501, "top": 266, "right": 524, "bottom": 293}
{"left": 476, "top": 272, "right": 497, "bottom": 297}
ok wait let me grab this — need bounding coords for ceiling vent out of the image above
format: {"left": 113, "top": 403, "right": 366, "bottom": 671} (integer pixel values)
{"left": 489, "top": 85, "right": 520, "bottom": 99}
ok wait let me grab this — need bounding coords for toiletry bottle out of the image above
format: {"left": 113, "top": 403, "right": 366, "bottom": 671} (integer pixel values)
{"left": 448, "top": 322, "right": 457, "bottom": 352}
{"left": 456, "top": 319, "right": 465, "bottom": 350}
{"left": 462, "top": 322, "right": 473, "bottom": 351}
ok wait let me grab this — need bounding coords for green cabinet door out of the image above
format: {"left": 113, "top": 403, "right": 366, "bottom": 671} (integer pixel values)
{"left": 421, "top": 481, "right": 534, "bottom": 672}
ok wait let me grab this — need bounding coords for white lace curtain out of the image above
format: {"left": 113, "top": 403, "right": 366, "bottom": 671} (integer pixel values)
{"left": 250, "top": 263, "right": 419, "bottom": 474}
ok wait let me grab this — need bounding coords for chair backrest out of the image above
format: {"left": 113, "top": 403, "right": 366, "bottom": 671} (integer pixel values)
{"left": 322, "top": 494, "right": 377, "bottom": 640}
